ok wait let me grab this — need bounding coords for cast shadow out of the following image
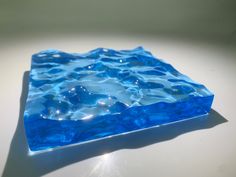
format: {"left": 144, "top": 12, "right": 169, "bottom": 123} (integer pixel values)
{"left": 2, "top": 71, "right": 228, "bottom": 177}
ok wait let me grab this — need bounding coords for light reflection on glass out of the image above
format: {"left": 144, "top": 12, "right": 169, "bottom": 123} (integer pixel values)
{"left": 81, "top": 114, "right": 93, "bottom": 120}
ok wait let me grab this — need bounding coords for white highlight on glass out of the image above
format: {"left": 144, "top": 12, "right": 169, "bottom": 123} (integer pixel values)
{"left": 81, "top": 114, "right": 93, "bottom": 120}
{"left": 53, "top": 54, "right": 60, "bottom": 58}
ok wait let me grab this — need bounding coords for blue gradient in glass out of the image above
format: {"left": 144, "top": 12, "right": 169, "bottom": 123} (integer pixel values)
{"left": 24, "top": 47, "right": 214, "bottom": 151}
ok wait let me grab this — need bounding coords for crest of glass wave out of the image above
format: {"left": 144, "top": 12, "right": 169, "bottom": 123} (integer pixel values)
{"left": 24, "top": 47, "right": 214, "bottom": 151}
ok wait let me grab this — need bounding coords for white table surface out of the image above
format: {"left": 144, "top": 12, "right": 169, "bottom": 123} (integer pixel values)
{"left": 0, "top": 34, "right": 235, "bottom": 177}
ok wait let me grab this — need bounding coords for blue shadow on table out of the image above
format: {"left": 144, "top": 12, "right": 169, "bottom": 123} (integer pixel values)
{"left": 2, "top": 71, "right": 227, "bottom": 177}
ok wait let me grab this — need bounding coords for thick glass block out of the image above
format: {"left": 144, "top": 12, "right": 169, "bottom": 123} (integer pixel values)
{"left": 24, "top": 47, "right": 214, "bottom": 151}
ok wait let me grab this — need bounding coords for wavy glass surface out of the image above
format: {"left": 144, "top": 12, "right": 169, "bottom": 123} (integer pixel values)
{"left": 24, "top": 47, "right": 214, "bottom": 151}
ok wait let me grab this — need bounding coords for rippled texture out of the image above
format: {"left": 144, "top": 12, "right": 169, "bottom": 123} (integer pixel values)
{"left": 24, "top": 47, "right": 214, "bottom": 151}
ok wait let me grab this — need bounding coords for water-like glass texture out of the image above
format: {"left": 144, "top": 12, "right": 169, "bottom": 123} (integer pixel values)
{"left": 24, "top": 47, "right": 214, "bottom": 151}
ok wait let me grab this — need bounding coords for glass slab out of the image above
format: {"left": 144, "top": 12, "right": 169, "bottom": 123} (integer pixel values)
{"left": 24, "top": 47, "right": 214, "bottom": 152}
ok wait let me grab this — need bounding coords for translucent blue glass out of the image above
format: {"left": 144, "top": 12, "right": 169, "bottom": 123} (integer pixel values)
{"left": 24, "top": 47, "right": 214, "bottom": 151}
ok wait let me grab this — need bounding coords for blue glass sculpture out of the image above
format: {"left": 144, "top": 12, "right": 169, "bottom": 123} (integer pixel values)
{"left": 24, "top": 47, "right": 214, "bottom": 151}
